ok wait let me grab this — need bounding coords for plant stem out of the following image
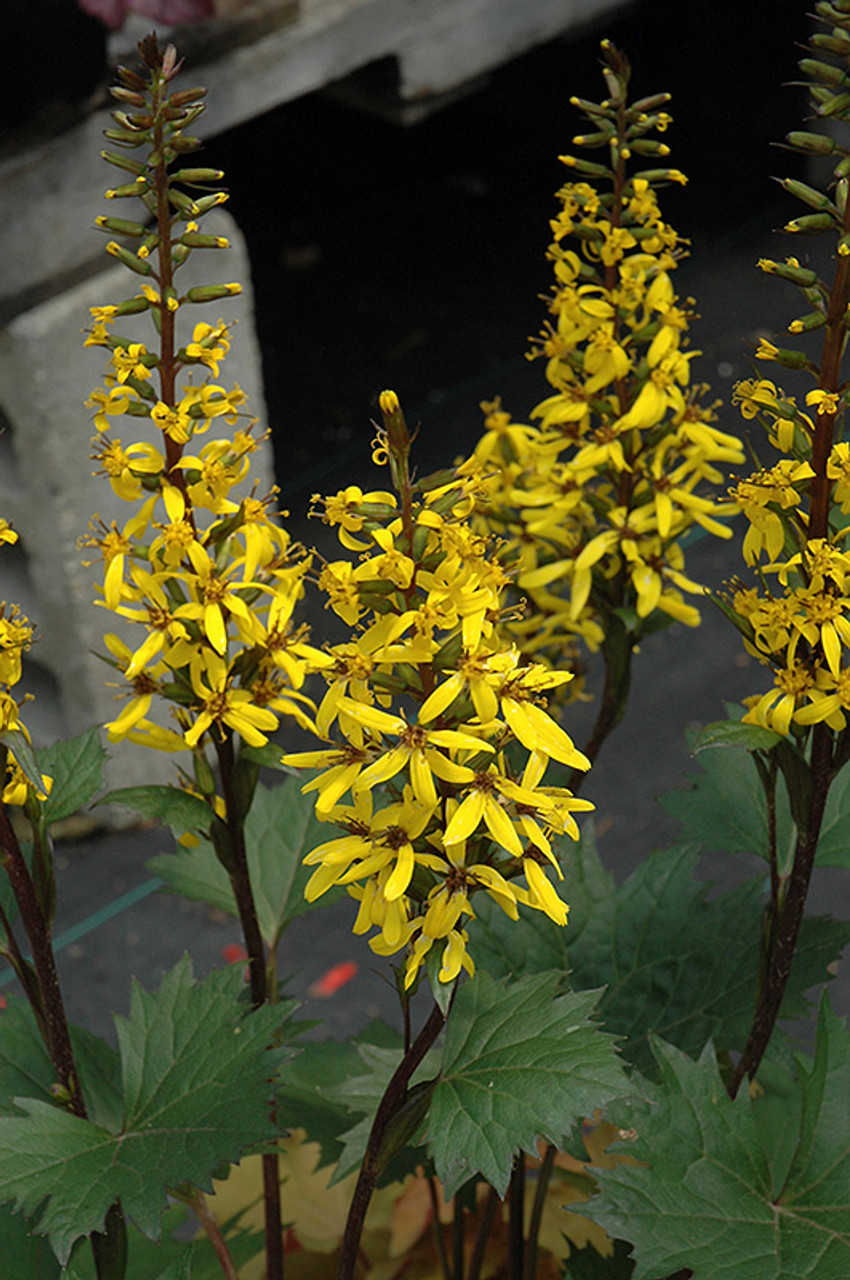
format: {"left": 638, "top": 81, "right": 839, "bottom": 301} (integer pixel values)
{"left": 213, "top": 733, "right": 283, "bottom": 1280}
{"left": 0, "top": 802, "right": 86, "bottom": 1118}
{"left": 523, "top": 1143, "right": 556, "bottom": 1280}
{"left": 507, "top": 1156, "right": 524, "bottom": 1280}
{"left": 427, "top": 1177, "right": 452, "bottom": 1280}
{"left": 452, "top": 1197, "right": 465, "bottom": 1280}
{"left": 188, "top": 1192, "right": 240, "bottom": 1280}
{"left": 337, "top": 1001, "right": 446, "bottom": 1280}
{"left": 729, "top": 722, "right": 833, "bottom": 1097}
{"left": 467, "top": 1188, "right": 499, "bottom": 1280}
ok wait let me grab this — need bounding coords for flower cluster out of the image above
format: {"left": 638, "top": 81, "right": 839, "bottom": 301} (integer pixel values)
{"left": 470, "top": 42, "right": 743, "bottom": 694}
{"left": 0, "top": 526, "right": 52, "bottom": 808}
{"left": 283, "top": 393, "right": 593, "bottom": 988}
{"left": 718, "top": 9, "right": 850, "bottom": 738}
{"left": 84, "top": 36, "right": 318, "bottom": 787}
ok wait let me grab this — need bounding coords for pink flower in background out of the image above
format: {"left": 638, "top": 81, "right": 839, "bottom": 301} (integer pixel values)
{"left": 78, "top": 0, "right": 215, "bottom": 31}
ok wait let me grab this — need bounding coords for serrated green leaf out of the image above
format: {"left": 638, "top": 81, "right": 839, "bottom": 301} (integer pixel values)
{"left": 429, "top": 972, "right": 627, "bottom": 1199}
{"left": 100, "top": 786, "right": 212, "bottom": 836}
{"left": 0, "top": 957, "right": 294, "bottom": 1263}
{"left": 692, "top": 718, "right": 782, "bottom": 753}
{"left": 658, "top": 742, "right": 796, "bottom": 863}
{"left": 583, "top": 997, "right": 850, "bottom": 1280}
{"left": 275, "top": 1022, "right": 400, "bottom": 1170}
{"left": 36, "top": 730, "right": 106, "bottom": 824}
{"left": 0, "top": 994, "right": 122, "bottom": 1131}
{"left": 661, "top": 743, "right": 850, "bottom": 870}
{"left": 148, "top": 780, "right": 337, "bottom": 948}
{"left": 325, "top": 1040, "right": 440, "bottom": 1185}
{"left": 0, "top": 1199, "right": 62, "bottom": 1278}
{"left": 563, "top": 1237, "right": 634, "bottom": 1279}
{"left": 471, "top": 844, "right": 850, "bottom": 1072}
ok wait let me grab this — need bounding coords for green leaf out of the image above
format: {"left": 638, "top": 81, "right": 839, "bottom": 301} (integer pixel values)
{"left": 563, "top": 1238, "right": 634, "bottom": 1279}
{"left": 36, "top": 729, "right": 106, "bottom": 825}
{"left": 100, "top": 786, "right": 212, "bottom": 836}
{"left": 0, "top": 957, "right": 294, "bottom": 1263}
{"left": 692, "top": 718, "right": 782, "bottom": 753}
{"left": 583, "top": 996, "right": 850, "bottom": 1280}
{"left": 470, "top": 845, "right": 850, "bottom": 1072}
{"left": 429, "top": 972, "right": 627, "bottom": 1199}
{"left": 661, "top": 738, "right": 850, "bottom": 870}
{"left": 1, "top": 730, "right": 45, "bottom": 792}
{"left": 149, "top": 779, "right": 337, "bottom": 948}
{"left": 239, "top": 742, "right": 293, "bottom": 772}
{"left": 659, "top": 739, "right": 795, "bottom": 863}
{"left": 0, "top": 1199, "right": 61, "bottom": 1278}
{"left": 0, "top": 994, "right": 122, "bottom": 1131}
{"left": 275, "top": 1022, "right": 399, "bottom": 1170}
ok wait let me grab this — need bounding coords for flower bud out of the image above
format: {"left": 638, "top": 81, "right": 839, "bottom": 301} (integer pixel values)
{"left": 757, "top": 258, "right": 819, "bottom": 287}
{"left": 170, "top": 168, "right": 225, "bottom": 184}
{"left": 185, "top": 283, "right": 242, "bottom": 302}
{"left": 818, "top": 90, "right": 850, "bottom": 118}
{"left": 558, "top": 155, "right": 610, "bottom": 178}
{"left": 631, "top": 91, "right": 671, "bottom": 113}
{"left": 787, "top": 310, "right": 827, "bottom": 333}
{"left": 627, "top": 139, "right": 671, "bottom": 156}
{"left": 193, "top": 192, "right": 229, "bottom": 215}
{"left": 812, "top": 30, "right": 850, "bottom": 55}
{"left": 799, "top": 57, "right": 850, "bottom": 87}
{"left": 781, "top": 178, "right": 836, "bottom": 212}
{"left": 95, "top": 216, "right": 147, "bottom": 237}
{"left": 104, "top": 179, "right": 149, "bottom": 200}
{"left": 169, "top": 135, "right": 202, "bottom": 154}
{"left": 785, "top": 130, "right": 835, "bottom": 154}
{"left": 117, "top": 64, "right": 147, "bottom": 91}
{"left": 167, "top": 189, "right": 200, "bottom": 218}
{"left": 179, "top": 231, "right": 230, "bottom": 249}
{"left": 109, "top": 86, "right": 146, "bottom": 106}
{"left": 784, "top": 212, "right": 837, "bottom": 233}
{"left": 169, "top": 86, "right": 207, "bottom": 107}
{"left": 105, "top": 242, "right": 153, "bottom": 275}
{"left": 103, "top": 128, "right": 146, "bottom": 148}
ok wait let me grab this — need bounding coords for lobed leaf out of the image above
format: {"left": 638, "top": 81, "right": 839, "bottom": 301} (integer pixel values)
{"left": 428, "top": 972, "right": 627, "bottom": 1198}
{"left": 583, "top": 996, "right": 850, "bottom": 1279}
{"left": 0, "top": 957, "right": 294, "bottom": 1263}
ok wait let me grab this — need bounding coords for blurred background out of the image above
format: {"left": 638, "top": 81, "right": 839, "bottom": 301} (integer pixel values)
{"left": 2, "top": 0, "right": 846, "bottom": 1040}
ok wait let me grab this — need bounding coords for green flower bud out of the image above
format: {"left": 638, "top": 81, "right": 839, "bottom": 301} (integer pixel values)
{"left": 179, "top": 231, "right": 230, "bottom": 249}
{"left": 115, "top": 296, "right": 150, "bottom": 316}
{"left": 109, "top": 86, "right": 146, "bottom": 106}
{"left": 787, "top": 310, "right": 827, "bottom": 333}
{"left": 812, "top": 30, "right": 850, "bottom": 54}
{"left": 103, "top": 128, "right": 146, "bottom": 148}
{"left": 185, "top": 283, "right": 242, "bottom": 303}
{"left": 630, "top": 91, "right": 671, "bottom": 113}
{"left": 757, "top": 258, "right": 819, "bottom": 287}
{"left": 169, "top": 134, "right": 202, "bottom": 154}
{"left": 167, "top": 189, "right": 200, "bottom": 219}
{"left": 784, "top": 211, "right": 838, "bottom": 232}
{"left": 169, "top": 168, "right": 224, "bottom": 184}
{"left": 557, "top": 154, "right": 610, "bottom": 178}
{"left": 94, "top": 215, "right": 147, "bottom": 237}
{"left": 817, "top": 90, "right": 850, "bottom": 117}
{"left": 571, "top": 130, "right": 611, "bottom": 147}
{"left": 193, "top": 192, "right": 229, "bottom": 215}
{"left": 100, "top": 150, "right": 147, "bottom": 175}
{"left": 780, "top": 178, "right": 836, "bottom": 212}
{"left": 103, "top": 179, "right": 149, "bottom": 200}
{"left": 799, "top": 57, "right": 850, "bottom": 87}
{"left": 785, "top": 129, "right": 835, "bottom": 154}
{"left": 627, "top": 138, "right": 671, "bottom": 156}
{"left": 105, "top": 241, "right": 153, "bottom": 275}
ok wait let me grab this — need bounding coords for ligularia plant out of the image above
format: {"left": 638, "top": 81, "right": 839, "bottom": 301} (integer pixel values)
{"left": 473, "top": 41, "right": 744, "bottom": 757}
{"left": 0, "top": 13, "right": 848, "bottom": 1280}
{"left": 284, "top": 392, "right": 593, "bottom": 989}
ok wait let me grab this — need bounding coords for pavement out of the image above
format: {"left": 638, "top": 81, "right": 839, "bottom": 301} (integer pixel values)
{"left": 3, "top": 1, "right": 849, "bottom": 1048}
